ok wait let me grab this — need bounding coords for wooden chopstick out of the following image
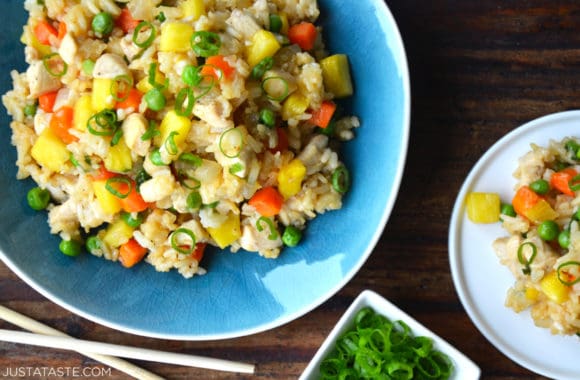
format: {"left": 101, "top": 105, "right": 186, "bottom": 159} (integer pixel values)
{"left": 0, "top": 305, "right": 164, "bottom": 379}
{"left": 0, "top": 329, "right": 255, "bottom": 374}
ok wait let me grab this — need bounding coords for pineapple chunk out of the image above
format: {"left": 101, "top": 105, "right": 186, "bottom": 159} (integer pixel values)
{"left": 181, "top": 0, "right": 205, "bottom": 20}
{"left": 31, "top": 128, "right": 70, "bottom": 172}
{"left": 525, "top": 287, "right": 540, "bottom": 301}
{"left": 465, "top": 192, "right": 500, "bottom": 223}
{"left": 104, "top": 137, "right": 133, "bottom": 173}
{"left": 320, "top": 54, "right": 354, "bottom": 98}
{"left": 246, "top": 30, "right": 281, "bottom": 68}
{"left": 540, "top": 271, "right": 569, "bottom": 304}
{"left": 92, "top": 179, "right": 122, "bottom": 215}
{"left": 282, "top": 92, "right": 309, "bottom": 120}
{"left": 160, "top": 22, "right": 194, "bottom": 52}
{"left": 277, "top": 158, "right": 306, "bottom": 199}
{"left": 102, "top": 218, "right": 134, "bottom": 248}
{"left": 73, "top": 94, "right": 94, "bottom": 132}
{"left": 525, "top": 199, "right": 559, "bottom": 224}
{"left": 92, "top": 78, "right": 116, "bottom": 111}
{"left": 207, "top": 212, "right": 241, "bottom": 249}
{"left": 155, "top": 110, "right": 191, "bottom": 159}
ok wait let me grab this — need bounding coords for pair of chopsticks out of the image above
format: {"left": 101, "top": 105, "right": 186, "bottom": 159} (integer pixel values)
{"left": 0, "top": 305, "right": 255, "bottom": 379}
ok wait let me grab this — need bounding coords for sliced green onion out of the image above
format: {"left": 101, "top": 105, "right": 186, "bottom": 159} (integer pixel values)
{"left": 147, "top": 62, "right": 168, "bottom": 89}
{"left": 186, "top": 191, "right": 202, "bottom": 210}
{"left": 141, "top": 119, "right": 160, "bottom": 141}
{"left": 111, "top": 75, "right": 134, "bottom": 102}
{"left": 133, "top": 21, "right": 156, "bottom": 48}
{"left": 203, "top": 200, "right": 219, "bottom": 209}
{"left": 170, "top": 228, "right": 197, "bottom": 255}
{"left": 256, "top": 216, "right": 278, "bottom": 240}
{"left": 261, "top": 76, "right": 289, "bottom": 101}
{"left": 164, "top": 131, "right": 180, "bottom": 155}
{"left": 150, "top": 148, "right": 167, "bottom": 166}
{"left": 135, "top": 169, "right": 152, "bottom": 187}
{"left": 179, "top": 172, "right": 201, "bottom": 190}
{"left": 190, "top": 31, "right": 221, "bottom": 57}
{"left": 87, "top": 109, "right": 118, "bottom": 136}
{"left": 174, "top": 87, "right": 195, "bottom": 117}
{"left": 251, "top": 56, "right": 274, "bottom": 80}
{"left": 105, "top": 177, "right": 132, "bottom": 199}
{"left": 332, "top": 166, "right": 350, "bottom": 194}
{"left": 229, "top": 162, "right": 244, "bottom": 174}
{"left": 569, "top": 174, "right": 580, "bottom": 192}
{"left": 43, "top": 53, "right": 68, "bottom": 77}
{"left": 179, "top": 153, "right": 202, "bottom": 167}
{"left": 269, "top": 14, "right": 283, "bottom": 33}
{"left": 517, "top": 242, "right": 537, "bottom": 275}
{"left": 218, "top": 128, "right": 244, "bottom": 158}
{"left": 110, "top": 128, "right": 123, "bottom": 146}
{"left": 557, "top": 261, "right": 580, "bottom": 286}
{"left": 156, "top": 11, "right": 166, "bottom": 22}
{"left": 121, "top": 211, "right": 144, "bottom": 228}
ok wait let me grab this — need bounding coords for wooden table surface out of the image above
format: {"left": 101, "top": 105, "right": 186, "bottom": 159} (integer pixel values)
{"left": 2, "top": 0, "right": 579, "bottom": 379}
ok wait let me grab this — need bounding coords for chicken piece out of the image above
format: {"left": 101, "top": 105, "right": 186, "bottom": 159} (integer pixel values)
{"left": 226, "top": 9, "right": 261, "bottom": 41}
{"left": 58, "top": 33, "right": 78, "bottom": 65}
{"left": 92, "top": 53, "right": 130, "bottom": 79}
{"left": 27, "top": 60, "right": 61, "bottom": 98}
{"left": 139, "top": 171, "right": 177, "bottom": 203}
{"left": 121, "top": 113, "right": 150, "bottom": 156}
{"left": 239, "top": 217, "right": 282, "bottom": 258}
{"left": 192, "top": 94, "right": 233, "bottom": 132}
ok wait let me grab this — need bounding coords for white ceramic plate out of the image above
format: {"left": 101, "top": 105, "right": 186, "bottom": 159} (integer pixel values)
{"left": 300, "top": 290, "right": 480, "bottom": 379}
{"left": 449, "top": 110, "right": 580, "bottom": 379}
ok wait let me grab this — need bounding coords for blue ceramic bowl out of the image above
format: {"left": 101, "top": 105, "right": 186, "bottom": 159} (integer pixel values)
{"left": 0, "top": 0, "right": 409, "bottom": 339}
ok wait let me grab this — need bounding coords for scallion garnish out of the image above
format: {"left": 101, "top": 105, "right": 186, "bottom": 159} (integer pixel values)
{"left": 156, "top": 11, "right": 166, "bottom": 22}
{"left": 133, "top": 21, "right": 156, "bottom": 49}
{"left": 557, "top": 261, "right": 580, "bottom": 286}
{"left": 105, "top": 177, "right": 132, "bottom": 199}
{"left": 43, "top": 53, "right": 68, "bottom": 77}
{"left": 256, "top": 216, "right": 278, "bottom": 240}
{"left": 186, "top": 191, "right": 202, "bottom": 210}
{"left": 164, "top": 131, "right": 180, "bottom": 155}
{"left": 229, "top": 162, "right": 244, "bottom": 174}
{"left": 261, "top": 76, "right": 289, "bottom": 101}
{"left": 251, "top": 57, "right": 274, "bottom": 80}
{"left": 87, "top": 109, "right": 118, "bottom": 136}
{"left": 111, "top": 75, "right": 133, "bottom": 102}
{"left": 150, "top": 148, "right": 167, "bottom": 166}
{"left": 147, "top": 62, "right": 168, "bottom": 90}
{"left": 517, "top": 242, "right": 537, "bottom": 275}
{"left": 170, "top": 228, "right": 197, "bottom": 255}
{"left": 179, "top": 171, "right": 201, "bottom": 190}
{"left": 332, "top": 166, "right": 350, "bottom": 194}
{"left": 174, "top": 87, "right": 195, "bottom": 117}
{"left": 218, "top": 128, "right": 244, "bottom": 158}
{"left": 141, "top": 120, "right": 160, "bottom": 141}
{"left": 569, "top": 174, "right": 580, "bottom": 192}
{"left": 190, "top": 31, "right": 221, "bottom": 57}
{"left": 178, "top": 153, "right": 202, "bottom": 167}
{"left": 110, "top": 128, "right": 123, "bottom": 146}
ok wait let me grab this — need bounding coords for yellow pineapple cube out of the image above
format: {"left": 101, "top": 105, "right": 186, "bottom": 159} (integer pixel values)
{"left": 31, "top": 128, "right": 70, "bottom": 173}
{"left": 207, "top": 212, "right": 241, "bottom": 249}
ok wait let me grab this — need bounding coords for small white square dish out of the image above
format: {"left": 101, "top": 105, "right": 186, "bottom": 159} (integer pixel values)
{"left": 300, "top": 290, "right": 481, "bottom": 380}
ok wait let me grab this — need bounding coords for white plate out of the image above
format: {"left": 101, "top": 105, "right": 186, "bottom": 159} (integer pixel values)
{"left": 449, "top": 110, "right": 580, "bottom": 379}
{"left": 300, "top": 290, "right": 480, "bottom": 380}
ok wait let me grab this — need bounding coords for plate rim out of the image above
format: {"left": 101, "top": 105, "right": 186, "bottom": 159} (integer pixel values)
{"left": 0, "top": 0, "right": 411, "bottom": 341}
{"left": 448, "top": 109, "right": 580, "bottom": 379}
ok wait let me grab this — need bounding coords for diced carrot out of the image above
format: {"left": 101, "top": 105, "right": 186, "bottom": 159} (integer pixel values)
{"left": 191, "top": 242, "right": 207, "bottom": 262}
{"left": 309, "top": 100, "right": 336, "bottom": 129}
{"left": 119, "top": 238, "right": 148, "bottom": 268}
{"left": 512, "top": 185, "right": 541, "bottom": 217}
{"left": 49, "top": 106, "right": 78, "bottom": 144}
{"left": 57, "top": 22, "right": 67, "bottom": 41}
{"left": 201, "top": 55, "right": 235, "bottom": 81}
{"left": 90, "top": 165, "right": 118, "bottom": 181}
{"left": 269, "top": 127, "right": 288, "bottom": 153}
{"left": 33, "top": 20, "right": 58, "bottom": 46}
{"left": 38, "top": 90, "right": 59, "bottom": 113}
{"left": 115, "top": 88, "right": 143, "bottom": 110}
{"left": 288, "top": 22, "right": 317, "bottom": 51}
{"left": 116, "top": 8, "right": 141, "bottom": 34}
{"left": 550, "top": 168, "right": 577, "bottom": 196}
{"left": 120, "top": 180, "right": 151, "bottom": 213}
{"left": 248, "top": 186, "right": 284, "bottom": 216}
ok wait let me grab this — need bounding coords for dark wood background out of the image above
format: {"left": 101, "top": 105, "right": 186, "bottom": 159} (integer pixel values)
{"left": 3, "top": 0, "right": 580, "bottom": 378}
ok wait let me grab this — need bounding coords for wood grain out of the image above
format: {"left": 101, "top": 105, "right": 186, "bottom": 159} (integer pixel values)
{"left": 3, "top": 1, "right": 579, "bottom": 378}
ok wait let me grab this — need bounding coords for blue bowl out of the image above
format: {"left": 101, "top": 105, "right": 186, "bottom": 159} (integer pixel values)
{"left": 0, "top": 0, "right": 409, "bottom": 339}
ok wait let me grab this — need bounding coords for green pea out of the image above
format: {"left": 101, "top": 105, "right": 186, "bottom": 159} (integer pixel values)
{"left": 530, "top": 179, "right": 549, "bottom": 195}
{"left": 59, "top": 239, "right": 82, "bottom": 257}
{"left": 537, "top": 220, "right": 559, "bottom": 241}
{"left": 81, "top": 59, "right": 95, "bottom": 76}
{"left": 282, "top": 225, "right": 302, "bottom": 247}
{"left": 144, "top": 88, "right": 166, "bottom": 111}
{"left": 259, "top": 108, "right": 276, "bottom": 128}
{"left": 500, "top": 204, "right": 516, "bottom": 218}
{"left": 269, "top": 14, "right": 283, "bottom": 33}
{"left": 27, "top": 187, "right": 51, "bottom": 211}
{"left": 182, "top": 65, "right": 199, "bottom": 86}
{"left": 23, "top": 103, "right": 37, "bottom": 117}
{"left": 565, "top": 140, "right": 580, "bottom": 156}
{"left": 92, "top": 12, "right": 114, "bottom": 36}
{"left": 85, "top": 236, "right": 102, "bottom": 254}
{"left": 121, "top": 211, "right": 144, "bottom": 228}
{"left": 558, "top": 230, "right": 571, "bottom": 249}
